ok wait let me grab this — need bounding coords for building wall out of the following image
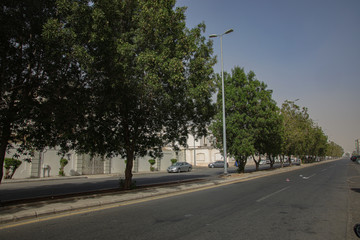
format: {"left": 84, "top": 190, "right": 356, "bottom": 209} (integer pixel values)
{"left": 184, "top": 134, "right": 239, "bottom": 167}
{"left": 4, "top": 147, "right": 76, "bottom": 179}
{"left": 108, "top": 148, "right": 184, "bottom": 174}
{"left": 3, "top": 133, "right": 229, "bottom": 180}
{"left": 3, "top": 146, "right": 186, "bottom": 180}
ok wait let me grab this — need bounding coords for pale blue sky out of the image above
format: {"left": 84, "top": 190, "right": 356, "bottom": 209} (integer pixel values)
{"left": 176, "top": 0, "right": 360, "bottom": 153}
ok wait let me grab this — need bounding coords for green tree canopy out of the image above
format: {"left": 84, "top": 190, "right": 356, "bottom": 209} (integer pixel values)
{"left": 281, "top": 100, "right": 329, "bottom": 162}
{"left": 0, "top": 0, "right": 81, "bottom": 183}
{"left": 211, "top": 67, "right": 280, "bottom": 172}
{"left": 46, "top": 0, "right": 216, "bottom": 188}
{"left": 327, "top": 141, "right": 344, "bottom": 158}
{"left": 281, "top": 100, "right": 307, "bottom": 162}
{"left": 250, "top": 76, "right": 283, "bottom": 170}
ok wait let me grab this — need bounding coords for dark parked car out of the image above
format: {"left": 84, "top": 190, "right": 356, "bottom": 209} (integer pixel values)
{"left": 351, "top": 155, "right": 360, "bottom": 164}
{"left": 167, "top": 162, "right": 192, "bottom": 173}
{"left": 208, "top": 161, "right": 229, "bottom": 168}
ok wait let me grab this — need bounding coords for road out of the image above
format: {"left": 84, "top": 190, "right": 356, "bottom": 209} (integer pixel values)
{"left": 1, "top": 159, "right": 357, "bottom": 240}
{"left": 0, "top": 163, "right": 282, "bottom": 202}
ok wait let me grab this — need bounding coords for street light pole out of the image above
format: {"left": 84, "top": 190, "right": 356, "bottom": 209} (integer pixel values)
{"left": 194, "top": 137, "right": 196, "bottom": 166}
{"left": 210, "top": 29, "right": 233, "bottom": 175}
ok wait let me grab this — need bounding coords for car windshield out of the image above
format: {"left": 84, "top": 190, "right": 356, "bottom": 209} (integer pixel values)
{"left": 173, "top": 162, "right": 182, "bottom": 166}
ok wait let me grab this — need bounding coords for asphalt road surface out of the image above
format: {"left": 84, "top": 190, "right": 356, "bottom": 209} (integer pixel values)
{"left": 0, "top": 163, "right": 281, "bottom": 202}
{"left": 0, "top": 159, "right": 355, "bottom": 240}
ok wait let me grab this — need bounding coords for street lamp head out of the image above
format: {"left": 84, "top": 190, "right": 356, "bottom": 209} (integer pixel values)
{"left": 224, "top": 29, "right": 234, "bottom": 35}
{"left": 210, "top": 29, "right": 233, "bottom": 38}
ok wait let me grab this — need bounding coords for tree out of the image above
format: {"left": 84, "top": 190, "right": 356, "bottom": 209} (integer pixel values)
{"left": 304, "top": 124, "right": 328, "bottom": 162}
{"left": 280, "top": 100, "right": 308, "bottom": 165}
{"left": 0, "top": 0, "right": 57, "bottom": 183}
{"left": 249, "top": 77, "right": 283, "bottom": 170}
{"left": 0, "top": 0, "right": 92, "bottom": 183}
{"left": 148, "top": 159, "right": 156, "bottom": 171}
{"left": 327, "top": 141, "right": 344, "bottom": 158}
{"left": 59, "top": 158, "right": 68, "bottom": 176}
{"left": 48, "top": 0, "right": 216, "bottom": 189}
{"left": 281, "top": 100, "right": 331, "bottom": 163}
{"left": 4, "top": 158, "right": 22, "bottom": 179}
{"left": 211, "top": 67, "right": 279, "bottom": 173}
{"left": 259, "top": 109, "right": 284, "bottom": 169}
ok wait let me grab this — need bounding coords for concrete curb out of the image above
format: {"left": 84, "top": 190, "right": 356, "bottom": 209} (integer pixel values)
{"left": 2, "top": 176, "right": 89, "bottom": 184}
{"left": 0, "top": 159, "right": 341, "bottom": 225}
{"left": 1, "top": 169, "right": 180, "bottom": 184}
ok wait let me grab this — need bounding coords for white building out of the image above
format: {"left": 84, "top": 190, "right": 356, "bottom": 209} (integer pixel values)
{"left": 3, "top": 134, "right": 235, "bottom": 180}
{"left": 3, "top": 147, "right": 183, "bottom": 180}
{"left": 184, "top": 134, "right": 233, "bottom": 167}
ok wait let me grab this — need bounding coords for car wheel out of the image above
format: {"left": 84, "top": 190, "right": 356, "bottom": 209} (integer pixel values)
{"left": 355, "top": 224, "right": 360, "bottom": 238}
{"left": 188, "top": 167, "right": 192, "bottom": 172}
{"left": 211, "top": 165, "right": 214, "bottom": 168}
{"left": 177, "top": 168, "right": 181, "bottom": 173}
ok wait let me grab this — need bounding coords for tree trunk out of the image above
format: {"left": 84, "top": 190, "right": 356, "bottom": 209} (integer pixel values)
{"left": 253, "top": 155, "right": 259, "bottom": 171}
{"left": 0, "top": 121, "right": 11, "bottom": 184}
{"left": 288, "top": 155, "right": 292, "bottom": 166}
{"left": 123, "top": 120, "right": 136, "bottom": 190}
{"left": 124, "top": 147, "right": 134, "bottom": 190}
{"left": 269, "top": 155, "right": 274, "bottom": 168}
{"left": 4, "top": 168, "right": 11, "bottom": 179}
{"left": 9, "top": 167, "right": 18, "bottom": 179}
{"left": 236, "top": 157, "right": 247, "bottom": 173}
{"left": 0, "top": 144, "right": 7, "bottom": 183}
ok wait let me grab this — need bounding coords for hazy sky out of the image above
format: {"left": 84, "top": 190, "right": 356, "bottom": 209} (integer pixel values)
{"left": 176, "top": 0, "right": 360, "bottom": 153}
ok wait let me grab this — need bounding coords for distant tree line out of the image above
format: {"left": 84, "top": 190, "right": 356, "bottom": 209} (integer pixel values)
{"left": 211, "top": 67, "right": 344, "bottom": 173}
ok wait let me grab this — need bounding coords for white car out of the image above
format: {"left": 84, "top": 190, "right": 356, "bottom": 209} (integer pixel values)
{"left": 291, "top": 158, "right": 301, "bottom": 165}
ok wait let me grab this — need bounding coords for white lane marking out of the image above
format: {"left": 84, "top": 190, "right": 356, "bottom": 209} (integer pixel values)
{"left": 301, "top": 173, "right": 317, "bottom": 179}
{"left": 256, "top": 186, "right": 290, "bottom": 202}
{"left": 310, "top": 173, "right": 316, "bottom": 177}
{"left": 252, "top": 208, "right": 261, "bottom": 214}
{"left": 321, "top": 169, "right": 327, "bottom": 172}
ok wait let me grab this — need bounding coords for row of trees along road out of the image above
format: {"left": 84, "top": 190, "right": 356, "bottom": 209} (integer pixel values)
{"left": 0, "top": 1, "right": 344, "bottom": 186}
{"left": 211, "top": 67, "right": 344, "bottom": 173}
{"left": 0, "top": 0, "right": 216, "bottom": 188}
